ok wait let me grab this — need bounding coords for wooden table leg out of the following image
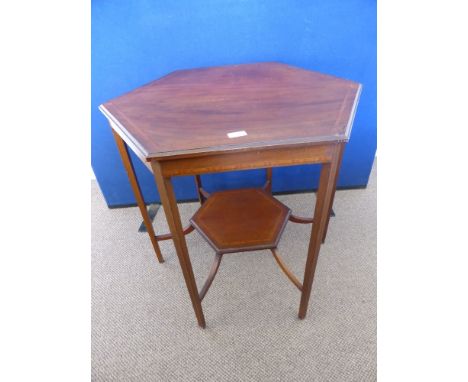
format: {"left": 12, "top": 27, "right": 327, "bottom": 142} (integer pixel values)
{"left": 112, "top": 130, "right": 164, "bottom": 263}
{"left": 151, "top": 160, "right": 207, "bottom": 328}
{"left": 194, "top": 175, "right": 205, "bottom": 205}
{"left": 299, "top": 145, "right": 341, "bottom": 319}
{"left": 265, "top": 168, "right": 273, "bottom": 193}
{"left": 321, "top": 142, "right": 345, "bottom": 243}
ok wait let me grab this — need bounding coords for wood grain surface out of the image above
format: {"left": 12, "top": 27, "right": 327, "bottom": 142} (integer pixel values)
{"left": 100, "top": 62, "right": 361, "bottom": 160}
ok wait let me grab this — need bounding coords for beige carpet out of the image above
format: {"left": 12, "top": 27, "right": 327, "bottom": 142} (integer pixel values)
{"left": 92, "top": 163, "right": 376, "bottom": 381}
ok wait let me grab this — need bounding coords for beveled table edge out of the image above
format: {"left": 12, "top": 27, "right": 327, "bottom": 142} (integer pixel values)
{"left": 99, "top": 104, "right": 149, "bottom": 162}
{"left": 99, "top": 84, "right": 362, "bottom": 162}
{"left": 344, "top": 84, "right": 362, "bottom": 141}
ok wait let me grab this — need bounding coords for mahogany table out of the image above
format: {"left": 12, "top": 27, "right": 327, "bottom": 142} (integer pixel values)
{"left": 99, "top": 62, "right": 361, "bottom": 328}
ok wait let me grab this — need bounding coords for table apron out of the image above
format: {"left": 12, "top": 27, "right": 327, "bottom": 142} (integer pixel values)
{"left": 156, "top": 143, "right": 337, "bottom": 177}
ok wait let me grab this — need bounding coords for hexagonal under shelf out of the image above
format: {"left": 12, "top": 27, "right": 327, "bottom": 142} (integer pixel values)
{"left": 190, "top": 188, "right": 291, "bottom": 254}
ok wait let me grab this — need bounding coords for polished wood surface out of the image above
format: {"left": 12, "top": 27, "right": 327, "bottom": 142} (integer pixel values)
{"left": 151, "top": 160, "right": 206, "bottom": 328}
{"left": 101, "top": 63, "right": 362, "bottom": 327}
{"left": 265, "top": 168, "right": 273, "bottom": 193}
{"left": 100, "top": 62, "right": 361, "bottom": 160}
{"left": 289, "top": 214, "right": 314, "bottom": 224}
{"left": 190, "top": 188, "right": 290, "bottom": 254}
{"left": 154, "top": 224, "right": 194, "bottom": 241}
{"left": 198, "top": 253, "right": 223, "bottom": 301}
{"left": 194, "top": 175, "right": 206, "bottom": 204}
{"left": 322, "top": 142, "right": 345, "bottom": 243}
{"left": 159, "top": 143, "right": 334, "bottom": 177}
{"left": 112, "top": 130, "right": 164, "bottom": 263}
{"left": 271, "top": 248, "right": 303, "bottom": 291}
{"left": 299, "top": 147, "right": 341, "bottom": 319}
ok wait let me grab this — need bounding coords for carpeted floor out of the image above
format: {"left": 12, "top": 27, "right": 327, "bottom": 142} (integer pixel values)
{"left": 92, "top": 163, "right": 376, "bottom": 381}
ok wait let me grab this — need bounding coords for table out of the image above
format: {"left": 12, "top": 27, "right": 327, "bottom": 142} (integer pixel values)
{"left": 99, "top": 62, "right": 361, "bottom": 328}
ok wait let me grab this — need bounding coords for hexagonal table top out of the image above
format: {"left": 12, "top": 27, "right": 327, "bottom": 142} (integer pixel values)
{"left": 100, "top": 62, "right": 361, "bottom": 160}
{"left": 190, "top": 188, "right": 291, "bottom": 254}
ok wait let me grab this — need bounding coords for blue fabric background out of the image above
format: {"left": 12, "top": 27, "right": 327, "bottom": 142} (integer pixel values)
{"left": 92, "top": 1, "right": 376, "bottom": 207}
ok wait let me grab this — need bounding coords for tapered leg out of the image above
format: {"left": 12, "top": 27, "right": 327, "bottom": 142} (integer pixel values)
{"left": 265, "top": 168, "right": 273, "bottom": 193}
{"left": 112, "top": 130, "right": 164, "bottom": 263}
{"left": 194, "top": 175, "right": 205, "bottom": 205}
{"left": 321, "top": 142, "right": 345, "bottom": 243}
{"left": 299, "top": 146, "right": 341, "bottom": 319}
{"left": 151, "top": 160, "right": 206, "bottom": 328}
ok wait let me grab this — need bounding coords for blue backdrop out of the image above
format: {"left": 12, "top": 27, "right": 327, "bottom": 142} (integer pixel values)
{"left": 92, "top": 0, "right": 376, "bottom": 207}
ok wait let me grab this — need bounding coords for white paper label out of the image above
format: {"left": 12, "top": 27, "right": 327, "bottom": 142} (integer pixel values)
{"left": 227, "top": 130, "right": 247, "bottom": 138}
